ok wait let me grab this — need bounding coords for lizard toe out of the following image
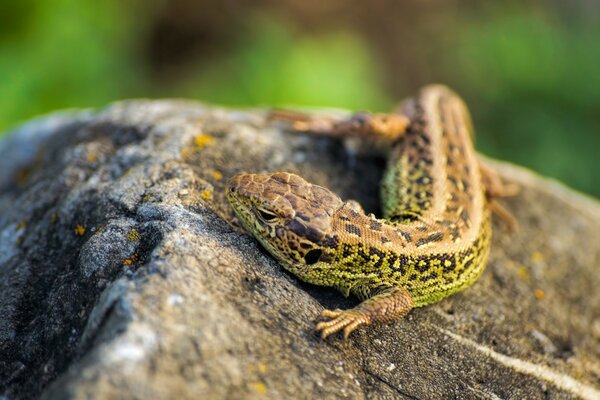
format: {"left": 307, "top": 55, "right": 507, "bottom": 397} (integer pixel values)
{"left": 315, "top": 309, "right": 371, "bottom": 339}
{"left": 319, "top": 309, "right": 343, "bottom": 319}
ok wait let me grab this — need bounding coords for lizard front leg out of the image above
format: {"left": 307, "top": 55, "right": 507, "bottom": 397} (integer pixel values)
{"left": 269, "top": 110, "right": 410, "bottom": 143}
{"left": 316, "top": 285, "right": 414, "bottom": 339}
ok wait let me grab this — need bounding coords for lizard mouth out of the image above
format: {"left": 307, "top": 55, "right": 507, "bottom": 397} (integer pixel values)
{"left": 226, "top": 182, "right": 252, "bottom": 215}
{"left": 226, "top": 186, "right": 254, "bottom": 228}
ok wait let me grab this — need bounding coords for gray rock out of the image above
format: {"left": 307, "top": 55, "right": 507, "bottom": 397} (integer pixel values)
{"left": 0, "top": 101, "right": 598, "bottom": 400}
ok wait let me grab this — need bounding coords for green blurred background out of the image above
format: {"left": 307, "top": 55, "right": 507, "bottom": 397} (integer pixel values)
{"left": 1, "top": 0, "right": 599, "bottom": 197}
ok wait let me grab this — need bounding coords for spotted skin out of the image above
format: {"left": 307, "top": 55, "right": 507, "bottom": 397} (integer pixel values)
{"left": 227, "top": 85, "right": 511, "bottom": 339}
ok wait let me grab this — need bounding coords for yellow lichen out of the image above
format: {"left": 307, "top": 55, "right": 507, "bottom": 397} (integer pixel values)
{"left": 180, "top": 148, "right": 194, "bottom": 159}
{"left": 194, "top": 133, "right": 216, "bottom": 149}
{"left": 142, "top": 193, "right": 154, "bottom": 203}
{"left": 210, "top": 170, "right": 223, "bottom": 181}
{"left": 531, "top": 251, "right": 544, "bottom": 263}
{"left": 249, "top": 382, "right": 267, "bottom": 395}
{"left": 74, "top": 224, "right": 86, "bottom": 236}
{"left": 127, "top": 229, "right": 141, "bottom": 241}
{"left": 257, "top": 363, "right": 268, "bottom": 374}
{"left": 516, "top": 265, "right": 530, "bottom": 280}
{"left": 180, "top": 133, "right": 217, "bottom": 160}
{"left": 16, "top": 220, "right": 27, "bottom": 231}
{"left": 50, "top": 213, "right": 58, "bottom": 224}
{"left": 200, "top": 188, "right": 213, "bottom": 201}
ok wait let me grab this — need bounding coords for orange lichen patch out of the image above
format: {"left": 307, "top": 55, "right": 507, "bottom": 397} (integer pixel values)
{"left": 249, "top": 382, "right": 267, "bottom": 395}
{"left": 200, "top": 188, "right": 213, "bottom": 201}
{"left": 86, "top": 150, "right": 98, "bottom": 163}
{"left": 180, "top": 133, "right": 217, "bottom": 160}
{"left": 194, "top": 133, "right": 216, "bottom": 149}
{"left": 534, "top": 289, "right": 545, "bottom": 300}
{"left": 210, "top": 170, "right": 223, "bottom": 181}
{"left": 50, "top": 213, "right": 58, "bottom": 224}
{"left": 531, "top": 251, "right": 544, "bottom": 263}
{"left": 127, "top": 229, "right": 141, "bottom": 241}
{"left": 74, "top": 224, "right": 86, "bottom": 236}
{"left": 16, "top": 220, "right": 27, "bottom": 231}
{"left": 123, "top": 253, "right": 139, "bottom": 266}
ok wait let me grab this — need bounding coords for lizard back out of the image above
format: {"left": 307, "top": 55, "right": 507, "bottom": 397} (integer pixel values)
{"left": 317, "top": 85, "right": 492, "bottom": 306}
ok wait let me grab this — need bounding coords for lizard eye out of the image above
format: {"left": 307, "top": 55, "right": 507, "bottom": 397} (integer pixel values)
{"left": 258, "top": 209, "right": 278, "bottom": 222}
{"left": 304, "top": 249, "right": 322, "bottom": 265}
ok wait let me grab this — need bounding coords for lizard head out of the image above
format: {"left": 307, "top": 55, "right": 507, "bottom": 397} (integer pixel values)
{"left": 227, "top": 172, "right": 343, "bottom": 276}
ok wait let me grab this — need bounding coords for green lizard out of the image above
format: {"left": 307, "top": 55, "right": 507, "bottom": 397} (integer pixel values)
{"left": 227, "top": 85, "right": 516, "bottom": 339}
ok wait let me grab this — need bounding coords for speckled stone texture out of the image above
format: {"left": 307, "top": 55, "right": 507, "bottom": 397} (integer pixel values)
{"left": 0, "top": 101, "right": 598, "bottom": 400}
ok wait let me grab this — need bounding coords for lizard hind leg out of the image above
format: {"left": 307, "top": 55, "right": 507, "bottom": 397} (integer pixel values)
{"left": 316, "top": 286, "right": 414, "bottom": 339}
{"left": 478, "top": 159, "right": 520, "bottom": 231}
{"left": 479, "top": 160, "right": 520, "bottom": 198}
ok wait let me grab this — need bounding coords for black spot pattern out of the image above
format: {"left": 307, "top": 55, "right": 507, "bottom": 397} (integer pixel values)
{"left": 416, "top": 232, "right": 444, "bottom": 247}
{"left": 415, "top": 261, "right": 430, "bottom": 273}
{"left": 420, "top": 271, "right": 438, "bottom": 282}
{"left": 322, "top": 235, "right": 339, "bottom": 249}
{"left": 342, "top": 244, "right": 353, "bottom": 258}
{"left": 345, "top": 224, "right": 362, "bottom": 236}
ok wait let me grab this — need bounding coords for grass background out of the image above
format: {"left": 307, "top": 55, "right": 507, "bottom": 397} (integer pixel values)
{"left": 1, "top": 0, "right": 598, "bottom": 197}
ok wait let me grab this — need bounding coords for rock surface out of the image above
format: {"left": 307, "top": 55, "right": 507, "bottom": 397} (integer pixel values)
{"left": 0, "top": 101, "right": 599, "bottom": 400}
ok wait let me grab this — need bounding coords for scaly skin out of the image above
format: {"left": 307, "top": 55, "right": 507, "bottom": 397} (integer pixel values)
{"left": 227, "top": 85, "right": 514, "bottom": 339}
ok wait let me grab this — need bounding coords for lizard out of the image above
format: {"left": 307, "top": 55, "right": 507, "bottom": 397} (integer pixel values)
{"left": 226, "top": 84, "right": 517, "bottom": 339}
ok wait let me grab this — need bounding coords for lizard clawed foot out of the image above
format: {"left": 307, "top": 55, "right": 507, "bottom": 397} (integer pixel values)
{"left": 315, "top": 286, "right": 413, "bottom": 340}
{"left": 316, "top": 308, "right": 372, "bottom": 339}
